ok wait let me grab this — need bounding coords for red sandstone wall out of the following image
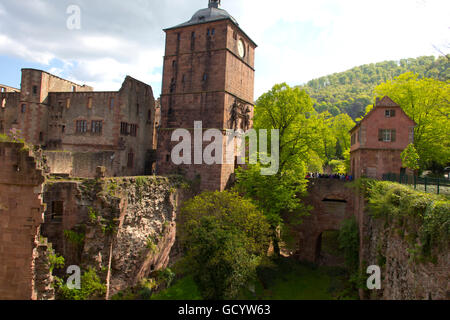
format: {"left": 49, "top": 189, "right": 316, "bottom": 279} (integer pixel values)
{"left": 2, "top": 69, "right": 156, "bottom": 178}
{"left": 0, "top": 142, "right": 45, "bottom": 300}
{"left": 287, "top": 179, "right": 356, "bottom": 263}
{"left": 157, "top": 19, "right": 256, "bottom": 191}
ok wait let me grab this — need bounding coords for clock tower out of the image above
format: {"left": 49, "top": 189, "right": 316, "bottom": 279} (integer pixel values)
{"left": 156, "top": 0, "right": 257, "bottom": 191}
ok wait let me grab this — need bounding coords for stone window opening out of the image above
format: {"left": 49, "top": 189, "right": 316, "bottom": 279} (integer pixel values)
{"left": 147, "top": 110, "right": 152, "bottom": 122}
{"left": 351, "top": 133, "right": 355, "bottom": 146}
{"left": 87, "top": 97, "right": 93, "bottom": 109}
{"left": 130, "top": 124, "right": 137, "bottom": 137}
{"left": 177, "top": 33, "right": 181, "bottom": 41}
{"left": 120, "top": 122, "right": 129, "bottom": 135}
{"left": 72, "top": 86, "right": 76, "bottom": 92}
{"left": 0, "top": 87, "right": 5, "bottom": 92}
{"left": 172, "top": 60, "right": 177, "bottom": 68}
{"left": 385, "top": 109, "right": 396, "bottom": 118}
{"left": 110, "top": 97, "right": 114, "bottom": 109}
{"left": 66, "top": 98, "right": 71, "bottom": 109}
{"left": 166, "top": 154, "right": 170, "bottom": 162}
{"left": 233, "top": 31, "right": 237, "bottom": 40}
{"left": 21, "top": 104, "right": 26, "bottom": 113}
{"left": 76, "top": 120, "right": 88, "bottom": 133}
{"left": 91, "top": 120, "right": 102, "bottom": 134}
{"left": 202, "top": 73, "right": 208, "bottom": 82}
{"left": 32, "top": 85, "right": 38, "bottom": 95}
{"left": 127, "top": 151, "right": 134, "bottom": 168}
{"left": 170, "top": 78, "right": 176, "bottom": 93}
{"left": 62, "top": 125, "right": 65, "bottom": 133}
{"left": 39, "top": 132, "right": 43, "bottom": 142}
{"left": 137, "top": 103, "right": 140, "bottom": 116}
{"left": 1, "top": 98, "right": 5, "bottom": 108}
{"left": 51, "top": 201, "right": 64, "bottom": 222}
{"left": 191, "top": 32, "right": 196, "bottom": 50}
{"left": 378, "top": 129, "right": 396, "bottom": 142}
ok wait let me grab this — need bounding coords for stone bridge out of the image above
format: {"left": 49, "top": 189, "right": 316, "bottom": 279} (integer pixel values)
{"left": 285, "top": 179, "right": 363, "bottom": 264}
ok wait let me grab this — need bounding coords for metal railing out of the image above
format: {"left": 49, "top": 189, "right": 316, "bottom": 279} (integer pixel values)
{"left": 382, "top": 173, "right": 450, "bottom": 195}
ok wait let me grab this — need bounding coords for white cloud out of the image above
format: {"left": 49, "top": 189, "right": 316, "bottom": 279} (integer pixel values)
{"left": 229, "top": 0, "right": 450, "bottom": 96}
{"left": 0, "top": 0, "right": 448, "bottom": 98}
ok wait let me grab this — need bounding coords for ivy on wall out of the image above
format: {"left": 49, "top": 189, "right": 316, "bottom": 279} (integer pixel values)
{"left": 355, "top": 178, "right": 449, "bottom": 263}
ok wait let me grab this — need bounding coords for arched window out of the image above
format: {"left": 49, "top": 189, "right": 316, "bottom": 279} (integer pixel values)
{"left": 127, "top": 150, "right": 134, "bottom": 168}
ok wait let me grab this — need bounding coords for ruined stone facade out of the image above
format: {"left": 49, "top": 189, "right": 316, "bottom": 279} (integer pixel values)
{"left": 0, "top": 69, "right": 157, "bottom": 178}
{"left": 363, "top": 216, "right": 449, "bottom": 300}
{"left": 0, "top": 142, "right": 53, "bottom": 300}
{"left": 350, "top": 96, "right": 416, "bottom": 179}
{"left": 40, "top": 176, "right": 189, "bottom": 298}
{"left": 156, "top": 0, "right": 257, "bottom": 191}
{"left": 290, "top": 178, "right": 449, "bottom": 300}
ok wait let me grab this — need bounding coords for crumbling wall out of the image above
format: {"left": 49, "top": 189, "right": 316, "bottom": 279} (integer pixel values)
{"left": 0, "top": 141, "right": 54, "bottom": 300}
{"left": 44, "top": 151, "right": 118, "bottom": 178}
{"left": 41, "top": 175, "right": 190, "bottom": 298}
{"left": 363, "top": 215, "right": 449, "bottom": 300}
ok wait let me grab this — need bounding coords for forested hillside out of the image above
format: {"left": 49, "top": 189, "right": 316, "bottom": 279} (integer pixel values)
{"left": 299, "top": 56, "right": 449, "bottom": 119}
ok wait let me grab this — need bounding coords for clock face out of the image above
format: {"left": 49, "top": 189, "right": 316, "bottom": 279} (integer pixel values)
{"left": 237, "top": 40, "right": 245, "bottom": 58}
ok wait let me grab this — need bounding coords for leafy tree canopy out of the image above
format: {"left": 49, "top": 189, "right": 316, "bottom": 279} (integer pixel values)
{"left": 178, "top": 191, "right": 271, "bottom": 300}
{"left": 299, "top": 56, "right": 449, "bottom": 119}
{"left": 374, "top": 73, "right": 450, "bottom": 170}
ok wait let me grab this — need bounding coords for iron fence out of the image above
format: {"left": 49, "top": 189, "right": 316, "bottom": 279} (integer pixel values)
{"left": 382, "top": 173, "right": 450, "bottom": 195}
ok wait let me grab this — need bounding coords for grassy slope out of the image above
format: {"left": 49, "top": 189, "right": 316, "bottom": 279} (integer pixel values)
{"left": 151, "top": 258, "right": 357, "bottom": 301}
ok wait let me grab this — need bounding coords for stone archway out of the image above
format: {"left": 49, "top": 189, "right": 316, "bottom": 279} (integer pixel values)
{"left": 314, "top": 229, "right": 346, "bottom": 266}
{"left": 286, "top": 179, "right": 356, "bottom": 263}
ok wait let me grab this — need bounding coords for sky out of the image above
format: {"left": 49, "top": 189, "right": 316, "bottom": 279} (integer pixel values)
{"left": 0, "top": 0, "right": 448, "bottom": 99}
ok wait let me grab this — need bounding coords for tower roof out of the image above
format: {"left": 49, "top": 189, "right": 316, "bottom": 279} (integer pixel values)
{"left": 164, "top": 1, "right": 257, "bottom": 47}
{"left": 167, "top": 1, "right": 238, "bottom": 30}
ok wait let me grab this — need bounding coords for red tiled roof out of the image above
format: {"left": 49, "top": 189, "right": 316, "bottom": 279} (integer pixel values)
{"left": 376, "top": 96, "right": 400, "bottom": 107}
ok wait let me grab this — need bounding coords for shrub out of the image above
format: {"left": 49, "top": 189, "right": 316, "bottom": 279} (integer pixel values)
{"left": 357, "top": 179, "right": 450, "bottom": 262}
{"left": 178, "top": 191, "right": 271, "bottom": 300}
{"left": 56, "top": 267, "right": 106, "bottom": 300}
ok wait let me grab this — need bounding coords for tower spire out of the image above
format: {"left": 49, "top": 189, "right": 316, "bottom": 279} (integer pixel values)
{"left": 208, "top": 0, "right": 221, "bottom": 8}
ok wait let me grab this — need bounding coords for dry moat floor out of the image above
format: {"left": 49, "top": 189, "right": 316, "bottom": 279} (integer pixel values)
{"left": 149, "top": 257, "right": 359, "bottom": 301}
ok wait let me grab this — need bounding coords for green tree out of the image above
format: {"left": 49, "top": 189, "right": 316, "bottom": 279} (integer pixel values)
{"left": 330, "top": 113, "right": 355, "bottom": 155}
{"left": 401, "top": 143, "right": 420, "bottom": 171}
{"left": 178, "top": 191, "right": 271, "bottom": 300}
{"left": 375, "top": 73, "right": 450, "bottom": 171}
{"left": 235, "top": 83, "right": 319, "bottom": 255}
{"left": 300, "top": 55, "right": 449, "bottom": 119}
